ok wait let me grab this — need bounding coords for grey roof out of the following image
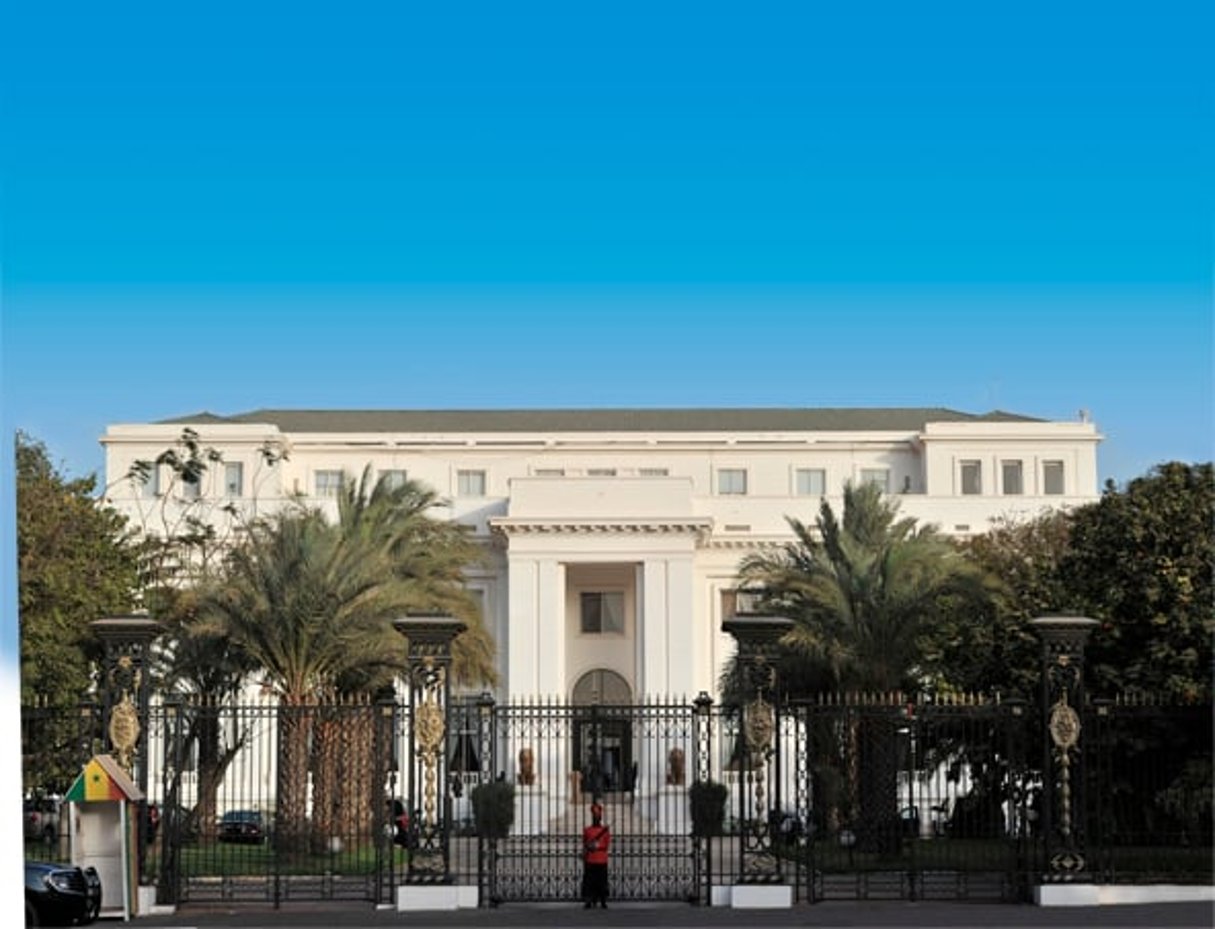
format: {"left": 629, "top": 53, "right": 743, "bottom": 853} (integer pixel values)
{"left": 158, "top": 407, "right": 1042, "bottom": 433}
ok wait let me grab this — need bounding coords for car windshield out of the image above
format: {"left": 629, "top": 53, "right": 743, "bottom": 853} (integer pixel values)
{"left": 222, "top": 811, "right": 261, "bottom": 823}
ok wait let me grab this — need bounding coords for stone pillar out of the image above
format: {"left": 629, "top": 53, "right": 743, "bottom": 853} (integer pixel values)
{"left": 1030, "top": 615, "right": 1098, "bottom": 883}
{"left": 722, "top": 613, "right": 793, "bottom": 888}
{"left": 91, "top": 615, "right": 163, "bottom": 883}
{"left": 393, "top": 614, "right": 466, "bottom": 885}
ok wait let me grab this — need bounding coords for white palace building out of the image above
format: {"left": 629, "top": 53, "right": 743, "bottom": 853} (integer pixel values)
{"left": 103, "top": 407, "right": 1101, "bottom": 704}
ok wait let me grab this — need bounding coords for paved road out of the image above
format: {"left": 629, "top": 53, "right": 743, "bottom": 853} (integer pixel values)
{"left": 133, "top": 900, "right": 1214, "bottom": 929}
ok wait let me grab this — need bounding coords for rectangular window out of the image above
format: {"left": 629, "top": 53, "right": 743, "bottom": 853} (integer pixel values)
{"left": 860, "top": 468, "right": 890, "bottom": 493}
{"left": 141, "top": 464, "right": 160, "bottom": 499}
{"left": 717, "top": 468, "right": 748, "bottom": 495}
{"left": 795, "top": 468, "right": 826, "bottom": 496}
{"left": 224, "top": 462, "right": 244, "bottom": 498}
{"left": 587, "top": 468, "right": 617, "bottom": 477}
{"left": 580, "top": 592, "right": 624, "bottom": 634}
{"left": 960, "top": 460, "right": 982, "bottom": 495}
{"left": 1043, "top": 460, "right": 1065, "bottom": 495}
{"left": 1002, "top": 460, "right": 1024, "bottom": 495}
{"left": 457, "top": 469, "right": 486, "bottom": 497}
{"left": 379, "top": 469, "right": 408, "bottom": 492}
{"left": 534, "top": 468, "right": 565, "bottom": 477}
{"left": 639, "top": 467, "right": 669, "bottom": 477}
{"left": 315, "top": 470, "right": 345, "bottom": 498}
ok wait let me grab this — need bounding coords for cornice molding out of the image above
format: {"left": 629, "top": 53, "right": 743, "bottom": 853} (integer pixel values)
{"left": 489, "top": 517, "right": 713, "bottom": 539}
{"left": 703, "top": 537, "right": 788, "bottom": 551}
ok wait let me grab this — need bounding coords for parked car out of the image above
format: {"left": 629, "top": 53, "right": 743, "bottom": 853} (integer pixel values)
{"left": 218, "top": 809, "right": 267, "bottom": 844}
{"left": 24, "top": 860, "right": 101, "bottom": 926}
{"left": 23, "top": 797, "right": 62, "bottom": 844}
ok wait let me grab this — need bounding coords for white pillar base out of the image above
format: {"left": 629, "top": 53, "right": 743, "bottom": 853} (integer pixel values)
{"left": 511, "top": 787, "right": 549, "bottom": 835}
{"left": 730, "top": 884, "right": 792, "bottom": 908}
{"left": 396, "top": 884, "right": 478, "bottom": 910}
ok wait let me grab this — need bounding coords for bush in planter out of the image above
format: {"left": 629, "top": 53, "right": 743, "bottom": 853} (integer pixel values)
{"left": 471, "top": 781, "right": 516, "bottom": 839}
{"left": 688, "top": 780, "right": 728, "bottom": 837}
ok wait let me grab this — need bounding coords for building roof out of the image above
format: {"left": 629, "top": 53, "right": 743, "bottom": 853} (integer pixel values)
{"left": 157, "top": 407, "right": 1042, "bottom": 433}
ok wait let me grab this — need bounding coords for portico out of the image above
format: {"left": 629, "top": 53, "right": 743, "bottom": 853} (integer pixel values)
{"left": 490, "top": 476, "right": 711, "bottom": 701}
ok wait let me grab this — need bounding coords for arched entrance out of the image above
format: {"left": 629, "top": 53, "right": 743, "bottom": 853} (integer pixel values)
{"left": 571, "top": 669, "right": 634, "bottom": 795}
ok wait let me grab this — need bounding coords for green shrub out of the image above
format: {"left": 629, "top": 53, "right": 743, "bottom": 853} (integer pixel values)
{"left": 688, "top": 780, "right": 727, "bottom": 837}
{"left": 471, "top": 781, "right": 515, "bottom": 839}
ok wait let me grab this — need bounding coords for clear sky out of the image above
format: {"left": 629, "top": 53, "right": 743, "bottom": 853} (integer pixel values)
{"left": 1, "top": 0, "right": 1211, "bottom": 488}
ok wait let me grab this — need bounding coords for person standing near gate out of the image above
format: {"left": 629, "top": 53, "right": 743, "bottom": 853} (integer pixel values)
{"left": 581, "top": 802, "right": 611, "bottom": 909}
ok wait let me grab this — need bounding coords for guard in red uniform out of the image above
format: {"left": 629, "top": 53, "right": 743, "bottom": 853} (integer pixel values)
{"left": 581, "top": 802, "right": 611, "bottom": 908}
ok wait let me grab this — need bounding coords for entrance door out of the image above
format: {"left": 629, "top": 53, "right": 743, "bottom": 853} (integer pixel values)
{"left": 572, "top": 670, "right": 633, "bottom": 795}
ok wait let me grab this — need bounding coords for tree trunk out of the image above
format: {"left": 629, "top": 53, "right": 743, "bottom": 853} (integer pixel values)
{"left": 338, "top": 703, "right": 376, "bottom": 837}
{"left": 310, "top": 702, "right": 341, "bottom": 854}
{"left": 277, "top": 699, "right": 313, "bottom": 856}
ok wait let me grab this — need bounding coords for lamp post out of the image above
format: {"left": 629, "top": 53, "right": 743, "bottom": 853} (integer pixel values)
{"left": 1030, "top": 615, "right": 1098, "bottom": 882}
{"left": 393, "top": 614, "right": 466, "bottom": 884}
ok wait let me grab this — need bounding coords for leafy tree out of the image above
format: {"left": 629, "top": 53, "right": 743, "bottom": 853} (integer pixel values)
{"left": 16, "top": 433, "right": 140, "bottom": 794}
{"left": 1063, "top": 462, "right": 1214, "bottom": 702}
{"left": 115, "top": 428, "right": 281, "bottom": 844}
{"left": 17, "top": 433, "right": 139, "bottom": 705}
{"left": 921, "top": 511, "right": 1072, "bottom": 699}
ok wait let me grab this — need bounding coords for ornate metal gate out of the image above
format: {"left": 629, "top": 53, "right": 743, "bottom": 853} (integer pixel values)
{"left": 482, "top": 700, "right": 702, "bottom": 903}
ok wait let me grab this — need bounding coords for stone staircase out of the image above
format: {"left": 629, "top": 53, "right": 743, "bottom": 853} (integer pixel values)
{"left": 547, "top": 793, "right": 659, "bottom": 836}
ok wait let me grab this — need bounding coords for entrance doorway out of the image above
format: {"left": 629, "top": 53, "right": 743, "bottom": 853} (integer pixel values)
{"left": 571, "top": 670, "right": 634, "bottom": 795}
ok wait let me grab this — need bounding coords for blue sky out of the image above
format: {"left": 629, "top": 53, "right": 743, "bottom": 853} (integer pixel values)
{"left": 2, "top": 0, "right": 1212, "bottom": 487}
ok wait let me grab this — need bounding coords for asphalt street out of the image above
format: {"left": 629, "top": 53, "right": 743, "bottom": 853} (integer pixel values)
{"left": 131, "top": 900, "right": 1214, "bottom": 929}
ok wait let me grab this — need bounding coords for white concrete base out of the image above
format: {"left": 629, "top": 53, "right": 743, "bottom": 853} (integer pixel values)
{"left": 710, "top": 885, "right": 731, "bottom": 906}
{"left": 730, "top": 884, "right": 792, "bottom": 909}
{"left": 640, "top": 787, "right": 687, "bottom": 835}
{"left": 512, "top": 788, "right": 550, "bottom": 835}
{"left": 1036, "top": 884, "right": 1215, "bottom": 907}
{"left": 136, "top": 885, "right": 176, "bottom": 915}
{"left": 396, "top": 884, "right": 479, "bottom": 911}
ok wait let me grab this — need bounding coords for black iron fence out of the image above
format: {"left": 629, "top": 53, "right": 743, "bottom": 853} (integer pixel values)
{"left": 1086, "top": 696, "right": 1213, "bottom": 884}
{"left": 20, "top": 690, "right": 1213, "bottom": 907}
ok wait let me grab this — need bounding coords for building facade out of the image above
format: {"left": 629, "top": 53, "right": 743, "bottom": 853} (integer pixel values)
{"left": 102, "top": 408, "right": 1101, "bottom": 703}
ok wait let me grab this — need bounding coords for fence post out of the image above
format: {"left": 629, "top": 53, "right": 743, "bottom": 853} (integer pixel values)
{"left": 692, "top": 691, "right": 714, "bottom": 905}
{"left": 475, "top": 690, "right": 496, "bottom": 907}
{"left": 1029, "top": 615, "right": 1098, "bottom": 888}
{"left": 722, "top": 613, "right": 793, "bottom": 889}
{"left": 157, "top": 694, "right": 184, "bottom": 906}
{"left": 91, "top": 614, "right": 163, "bottom": 886}
{"left": 392, "top": 614, "right": 466, "bottom": 890}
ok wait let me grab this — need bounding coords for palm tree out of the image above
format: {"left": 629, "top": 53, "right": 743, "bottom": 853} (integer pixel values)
{"left": 313, "top": 469, "right": 495, "bottom": 848}
{"left": 738, "top": 482, "right": 991, "bottom": 848}
{"left": 739, "top": 481, "right": 988, "bottom": 693}
{"left": 197, "top": 468, "right": 494, "bottom": 852}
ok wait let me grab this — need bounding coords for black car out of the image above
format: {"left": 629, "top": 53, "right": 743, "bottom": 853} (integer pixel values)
{"left": 24, "top": 860, "right": 101, "bottom": 926}
{"left": 218, "top": 809, "right": 267, "bottom": 844}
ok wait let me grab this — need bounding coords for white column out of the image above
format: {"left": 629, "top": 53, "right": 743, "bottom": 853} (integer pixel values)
{"left": 640, "top": 559, "right": 669, "bottom": 698}
{"left": 536, "top": 559, "right": 565, "bottom": 697}
{"left": 506, "top": 556, "right": 539, "bottom": 698}
{"left": 666, "top": 556, "right": 696, "bottom": 698}
{"left": 639, "top": 556, "right": 696, "bottom": 698}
